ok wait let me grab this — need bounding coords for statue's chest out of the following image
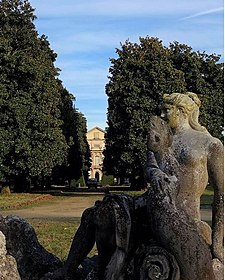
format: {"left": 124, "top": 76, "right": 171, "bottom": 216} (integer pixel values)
{"left": 171, "top": 139, "right": 206, "bottom": 167}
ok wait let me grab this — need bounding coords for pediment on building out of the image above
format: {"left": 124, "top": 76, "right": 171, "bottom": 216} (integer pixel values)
{"left": 87, "top": 126, "right": 105, "bottom": 134}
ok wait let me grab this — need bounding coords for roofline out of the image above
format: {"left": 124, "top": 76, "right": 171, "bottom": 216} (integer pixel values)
{"left": 87, "top": 126, "right": 105, "bottom": 134}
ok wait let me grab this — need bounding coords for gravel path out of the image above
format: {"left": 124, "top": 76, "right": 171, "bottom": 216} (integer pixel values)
{"left": 1, "top": 195, "right": 212, "bottom": 221}
{"left": 1, "top": 195, "right": 104, "bottom": 219}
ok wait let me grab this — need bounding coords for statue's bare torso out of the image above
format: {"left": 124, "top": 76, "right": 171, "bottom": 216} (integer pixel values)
{"left": 172, "top": 129, "right": 218, "bottom": 219}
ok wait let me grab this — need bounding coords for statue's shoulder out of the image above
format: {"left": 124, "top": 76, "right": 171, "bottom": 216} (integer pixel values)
{"left": 191, "top": 130, "right": 223, "bottom": 149}
{"left": 193, "top": 131, "right": 224, "bottom": 158}
{"left": 207, "top": 135, "right": 224, "bottom": 154}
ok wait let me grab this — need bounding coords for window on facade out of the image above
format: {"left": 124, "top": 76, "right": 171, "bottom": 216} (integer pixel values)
{"left": 94, "top": 132, "right": 99, "bottom": 139}
{"left": 94, "top": 156, "right": 100, "bottom": 166}
{"left": 94, "top": 144, "right": 100, "bottom": 149}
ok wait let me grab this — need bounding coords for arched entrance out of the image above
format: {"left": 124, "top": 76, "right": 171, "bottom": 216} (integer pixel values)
{"left": 95, "top": 172, "right": 100, "bottom": 182}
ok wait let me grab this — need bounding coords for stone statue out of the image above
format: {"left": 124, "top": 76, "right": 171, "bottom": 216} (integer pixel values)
{"left": 161, "top": 92, "right": 224, "bottom": 262}
{"left": 145, "top": 116, "right": 215, "bottom": 280}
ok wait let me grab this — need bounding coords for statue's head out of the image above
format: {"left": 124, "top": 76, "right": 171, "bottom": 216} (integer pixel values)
{"left": 147, "top": 116, "right": 173, "bottom": 152}
{"left": 161, "top": 92, "right": 207, "bottom": 132}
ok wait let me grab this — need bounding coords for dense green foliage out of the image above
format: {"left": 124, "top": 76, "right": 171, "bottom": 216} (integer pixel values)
{"left": 101, "top": 174, "right": 114, "bottom": 186}
{"left": 0, "top": 0, "right": 91, "bottom": 191}
{"left": 52, "top": 87, "right": 91, "bottom": 186}
{"left": 104, "top": 37, "right": 224, "bottom": 189}
{"left": 169, "top": 42, "right": 224, "bottom": 139}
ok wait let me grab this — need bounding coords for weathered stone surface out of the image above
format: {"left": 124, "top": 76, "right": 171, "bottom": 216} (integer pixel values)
{"left": 127, "top": 244, "right": 180, "bottom": 280}
{"left": 145, "top": 112, "right": 216, "bottom": 280}
{"left": 0, "top": 230, "right": 7, "bottom": 257}
{"left": 0, "top": 230, "right": 21, "bottom": 280}
{"left": 212, "top": 258, "right": 224, "bottom": 280}
{"left": 146, "top": 175, "right": 215, "bottom": 280}
{"left": 41, "top": 256, "right": 98, "bottom": 280}
{"left": 0, "top": 215, "right": 62, "bottom": 280}
{"left": 162, "top": 92, "right": 224, "bottom": 262}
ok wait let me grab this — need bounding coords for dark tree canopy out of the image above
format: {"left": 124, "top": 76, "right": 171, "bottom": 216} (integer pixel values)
{"left": 52, "top": 86, "right": 91, "bottom": 186}
{"left": 0, "top": 0, "right": 91, "bottom": 190}
{"left": 169, "top": 41, "right": 224, "bottom": 139}
{"left": 104, "top": 37, "right": 224, "bottom": 189}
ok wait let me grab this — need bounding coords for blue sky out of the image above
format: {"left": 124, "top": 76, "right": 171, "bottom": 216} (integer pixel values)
{"left": 29, "top": 0, "right": 224, "bottom": 130}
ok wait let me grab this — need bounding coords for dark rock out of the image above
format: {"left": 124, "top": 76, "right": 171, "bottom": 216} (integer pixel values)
{"left": 0, "top": 215, "right": 62, "bottom": 280}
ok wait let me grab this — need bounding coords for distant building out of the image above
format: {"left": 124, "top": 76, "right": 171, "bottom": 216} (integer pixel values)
{"left": 86, "top": 127, "right": 105, "bottom": 181}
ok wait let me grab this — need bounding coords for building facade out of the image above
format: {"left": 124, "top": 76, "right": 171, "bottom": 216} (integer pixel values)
{"left": 87, "top": 127, "right": 105, "bottom": 181}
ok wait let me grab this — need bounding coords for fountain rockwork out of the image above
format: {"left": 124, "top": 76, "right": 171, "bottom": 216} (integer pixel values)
{"left": 0, "top": 215, "right": 62, "bottom": 280}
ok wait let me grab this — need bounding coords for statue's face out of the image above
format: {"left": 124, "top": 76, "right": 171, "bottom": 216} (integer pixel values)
{"left": 161, "top": 104, "right": 180, "bottom": 129}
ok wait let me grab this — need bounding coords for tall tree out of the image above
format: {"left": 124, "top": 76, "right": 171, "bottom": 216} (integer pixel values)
{"left": 73, "top": 111, "right": 91, "bottom": 184}
{"left": 104, "top": 37, "right": 185, "bottom": 189}
{"left": 52, "top": 85, "right": 91, "bottom": 186}
{"left": 104, "top": 37, "right": 223, "bottom": 189}
{"left": 0, "top": 0, "right": 68, "bottom": 191}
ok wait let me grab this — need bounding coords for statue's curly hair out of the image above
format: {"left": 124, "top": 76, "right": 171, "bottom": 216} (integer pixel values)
{"left": 163, "top": 92, "right": 207, "bottom": 133}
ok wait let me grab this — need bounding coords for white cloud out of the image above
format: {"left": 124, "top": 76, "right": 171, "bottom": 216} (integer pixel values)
{"left": 181, "top": 7, "right": 223, "bottom": 20}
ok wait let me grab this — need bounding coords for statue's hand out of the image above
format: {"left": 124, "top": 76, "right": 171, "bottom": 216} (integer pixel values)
{"left": 151, "top": 173, "right": 177, "bottom": 198}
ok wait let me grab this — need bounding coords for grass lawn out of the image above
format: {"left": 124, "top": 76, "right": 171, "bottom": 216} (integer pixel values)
{"left": 28, "top": 218, "right": 97, "bottom": 262}
{"left": 28, "top": 218, "right": 79, "bottom": 261}
{"left": 0, "top": 185, "right": 214, "bottom": 211}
